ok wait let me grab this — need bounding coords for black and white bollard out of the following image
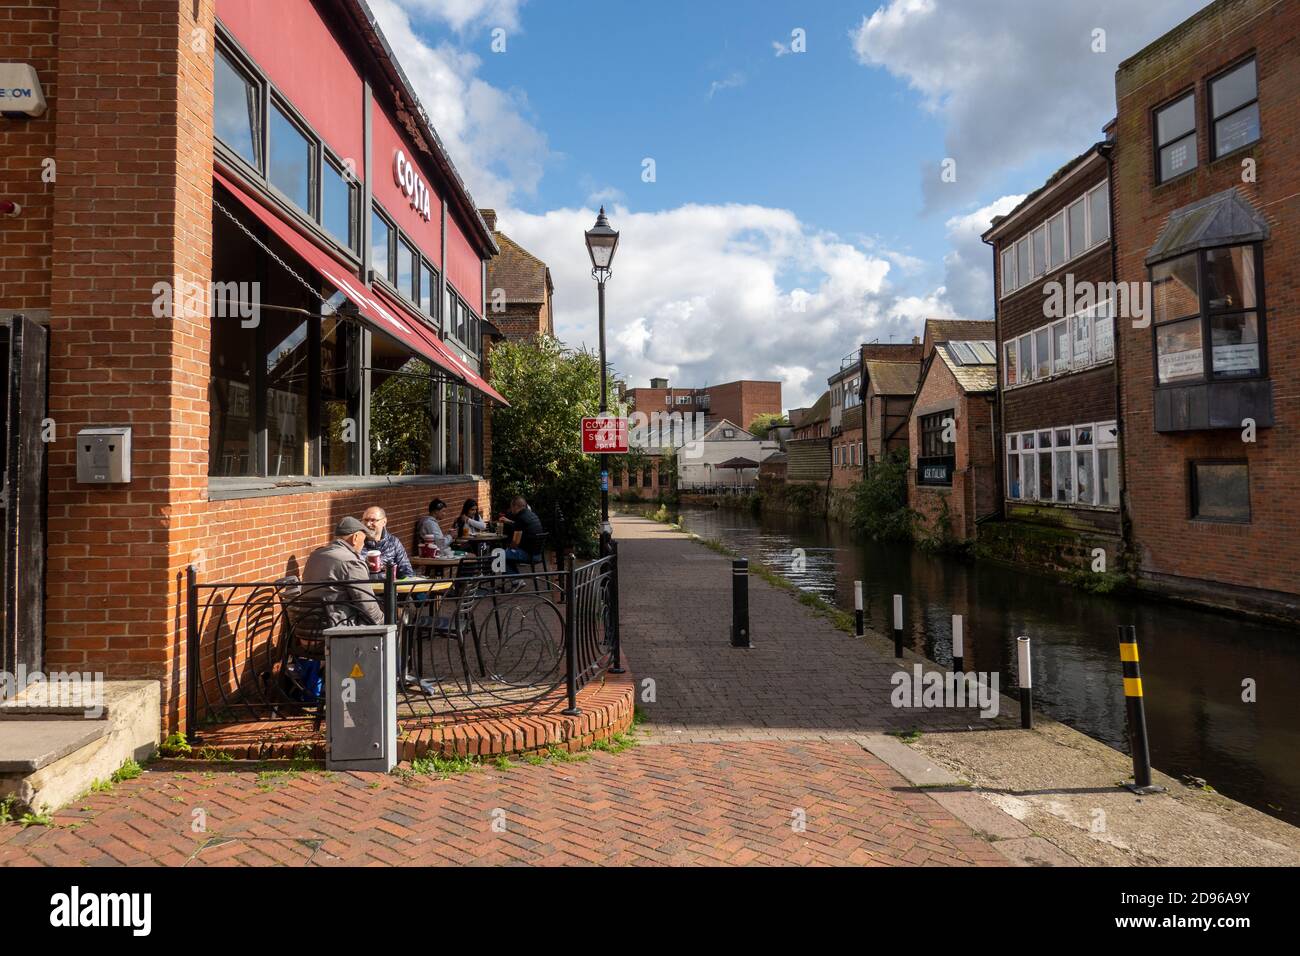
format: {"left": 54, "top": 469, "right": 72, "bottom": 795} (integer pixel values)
{"left": 892, "top": 594, "right": 904, "bottom": 658}
{"left": 731, "top": 558, "right": 752, "bottom": 648}
{"left": 1017, "top": 635, "right": 1033, "bottom": 729}
{"left": 952, "top": 613, "right": 964, "bottom": 673}
{"left": 854, "top": 581, "right": 864, "bottom": 638}
{"left": 1118, "top": 625, "right": 1163, "bottom": 793}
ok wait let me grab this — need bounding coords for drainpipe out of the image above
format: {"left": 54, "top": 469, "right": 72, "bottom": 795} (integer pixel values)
{"left": 1100, "top": 140, "right": 1130, "bottom": 565}
{"left": 980, "top": 232, "right": 1005, "bottom": 517}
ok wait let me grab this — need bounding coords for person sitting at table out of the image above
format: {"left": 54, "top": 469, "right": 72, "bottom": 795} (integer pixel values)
{"left": 453, "top": 498, "right": 487, "bottom": 540}
{"left": 362, "top": 506, "right": 414, "bottom": 579}
{"left": 414, "top": 498, "right": 454, "bottom": 555}
{"left": 503, "top": 495, "right": 546, "bottom": 574}
{"left": 301, "top": 517, "right": 385, "bottom": 626}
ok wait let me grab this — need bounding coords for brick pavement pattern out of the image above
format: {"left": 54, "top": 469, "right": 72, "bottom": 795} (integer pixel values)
{"left": 0, "top": 516, "right": 1010, "bottom": 866}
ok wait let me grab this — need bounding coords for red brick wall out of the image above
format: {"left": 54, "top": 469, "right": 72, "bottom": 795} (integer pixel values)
{"left": 1113, "top": 0, "right": 1299, "bottom": 601}
{"left": 830, "top": 424, "right": 863, "bottom": 488}
{"left": 40, "top": 0, "right": 217, "bottom": 729}
{"left": 706, "top": 380, "right": 782, "bottom": 432}
{"left": 0, "top": 0, "right": 57, "bottom": 311}
{"left": 908, "top": 361, "right": 996, "bottom": 541}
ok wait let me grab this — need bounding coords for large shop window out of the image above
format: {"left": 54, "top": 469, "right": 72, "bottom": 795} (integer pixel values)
{"left": 1006, "top": 421, "right": 1118, "bottom": 509}
{"left": 369, "top": 338, "right": 435, "bottom": 476}
{"left": 999, "top": 181, "right": 1109, "bottom": 295}
{"left": 917, "top": 410, "right": 955, "bottom": 487}
{"left": 1152, "top": 244, "right": 1262, "bottom": 385}
{"left": 214, "top": 40, "right": 358, "bottom": 258}
{"left": 1190, "top": 460, "right": 1250, "bottom": 522}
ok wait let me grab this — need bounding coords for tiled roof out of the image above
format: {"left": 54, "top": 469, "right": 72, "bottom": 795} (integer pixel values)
{"left": 485, "top": 229, "right": 551, "bottom": 303}
{"left": 801, "top": 390, "right": 831, "bottom": 425}
{"left": 925, "top": 318, "right": 995, "bottom": 346}
{"left": 934, "top": 342, "right": 997, "bottom": 394}
{"left": 864, "top": 360, "right": 920, "bottom": 397}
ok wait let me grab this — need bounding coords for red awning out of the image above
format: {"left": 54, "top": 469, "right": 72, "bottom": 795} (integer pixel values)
{"left": 370, "top": 288, "right": 508, "bottom": 406}
{"left": 214, "top": 167, "right": 507, "bottom": 406}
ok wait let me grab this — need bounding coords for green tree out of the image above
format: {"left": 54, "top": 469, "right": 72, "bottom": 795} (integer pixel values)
{"left": 849, "top": 449, "right": 915, "bottom": 542}
{"left": 748, "top": 412, "right": 787, "bottom": 440}
{"left": 488, "top": 336, "right": 602, "bottom": 555}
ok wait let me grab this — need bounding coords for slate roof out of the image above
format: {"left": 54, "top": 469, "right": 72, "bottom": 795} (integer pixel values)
{"left": 864, "top": 360, "right": 920, "bottom": 397}
{"left": 1146, "top": 187, "right": 1271, "bottom": 265}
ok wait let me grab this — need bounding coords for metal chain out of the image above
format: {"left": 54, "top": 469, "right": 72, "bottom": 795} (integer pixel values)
{"left": 213, "top": 196, "right": 337, "bottom": 311}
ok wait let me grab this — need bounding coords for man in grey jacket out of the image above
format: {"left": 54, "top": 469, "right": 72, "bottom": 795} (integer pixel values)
{"left": 301, "top": 516, "right": 385, "bottom": 626}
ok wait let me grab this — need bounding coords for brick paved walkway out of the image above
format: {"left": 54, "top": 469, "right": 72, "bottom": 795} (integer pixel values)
{"left": 0, "top": 516, "right": 1014, "bottom": 867}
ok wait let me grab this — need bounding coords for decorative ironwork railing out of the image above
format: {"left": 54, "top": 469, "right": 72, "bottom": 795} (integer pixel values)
{"left": 186, "top": 549, "right": 620, "bottom": 731}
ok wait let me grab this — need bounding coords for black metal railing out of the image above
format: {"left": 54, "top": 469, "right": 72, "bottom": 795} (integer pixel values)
{"left": 186, "top": 547, "right": 620, "bottom": 732}
{"left": 677, "top": 483, "right": 757, "bottom": 495}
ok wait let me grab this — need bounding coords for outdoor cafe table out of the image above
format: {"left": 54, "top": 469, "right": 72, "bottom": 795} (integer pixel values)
{"left": 410, "top": 555, "right": 465, "bottom": 578}
{"left": 366, "top": 578, "right": 453, "bottom": 597}
{"left": 454, "top": 531, "right": 506, "bottom": 552}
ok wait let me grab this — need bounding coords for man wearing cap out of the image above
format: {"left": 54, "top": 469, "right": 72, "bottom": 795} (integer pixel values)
{"left": 301, "top": 516, "right": 385, "bottom": 626}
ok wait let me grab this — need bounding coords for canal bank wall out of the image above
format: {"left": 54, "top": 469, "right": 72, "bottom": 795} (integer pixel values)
{"left": 615, "top": 511, "right": 1300, "bottom": 866}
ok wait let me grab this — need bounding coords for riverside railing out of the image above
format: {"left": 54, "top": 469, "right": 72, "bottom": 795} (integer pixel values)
{"left": 185, "top": 549, "right": 619, "bottom": 732}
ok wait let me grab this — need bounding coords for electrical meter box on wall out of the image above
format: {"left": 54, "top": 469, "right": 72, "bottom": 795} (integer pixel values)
{"left": 76, "top": 427, "right": 132, "bottom": 484}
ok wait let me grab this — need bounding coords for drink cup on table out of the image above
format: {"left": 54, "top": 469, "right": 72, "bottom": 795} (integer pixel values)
{"left": 366, "top": 550, "right": 383, "bottom": 574}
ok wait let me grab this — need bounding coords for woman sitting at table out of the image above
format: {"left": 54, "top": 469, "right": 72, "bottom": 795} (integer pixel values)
{"left": 414, "top": 498, "right": 454, "bottom": 556}
{"left": 453, "top": 498, "right": 487, "bottom": 540}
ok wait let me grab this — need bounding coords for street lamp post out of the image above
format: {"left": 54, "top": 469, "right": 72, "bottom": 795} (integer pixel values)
{"left": 585, "top": 207, "right": 620, "bottom": 557}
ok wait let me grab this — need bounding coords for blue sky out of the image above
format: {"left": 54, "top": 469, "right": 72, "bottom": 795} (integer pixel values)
{"left": 374, "top": 0, "right": 1209, "bottom": 408}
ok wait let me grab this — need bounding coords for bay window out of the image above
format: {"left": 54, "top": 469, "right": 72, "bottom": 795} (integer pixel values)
{"left": 1152, "top": 243, "right": 1264, "bottom": 385}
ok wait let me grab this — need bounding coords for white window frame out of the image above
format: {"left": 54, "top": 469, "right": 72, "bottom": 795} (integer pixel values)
{"left": 1004, "top": 298, "right": 1113, "bottom": 390}
{"left": 1004, "top": 420, "right": 1118, "bottom": 510}
{"left": 999, "top": 181, "right": 1111, "bottom": 298}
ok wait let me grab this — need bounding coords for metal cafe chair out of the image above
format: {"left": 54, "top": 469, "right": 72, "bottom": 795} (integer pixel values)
{"left": 515, "top": 531, "right": 551, "bottom": 592}
{"left": 409, "top": 555, "right": 493, "bottom": 693}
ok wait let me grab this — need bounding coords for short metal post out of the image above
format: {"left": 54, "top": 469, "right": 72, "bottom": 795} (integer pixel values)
{"left": 563, "top": 554, "right": 581, "bottom": 715}
{"left": 854, "top": 581, "right": 864, "bottom": 638}
{"left": 609, "top": 541, "right": 624, "bottom": 674}
{"left": 185, "top": 564, "right": 199, "bottom": 741}
{"left": 951, "top": 613, "right": 964, "bottom": 673}
{"left": 384, "top": 562, "right": 397, "bottom": 625}
{"left": 1119, "top": 625, "right": 1162, "bottom": 793}
{"left": 892, "top": 594, "right": 903, "bottom": 658}
{"left": 1017, "top": 635, "right": 1033, "bottom": 729}
{"left": 731, "top": 559, "right": 751, "bottom": 648}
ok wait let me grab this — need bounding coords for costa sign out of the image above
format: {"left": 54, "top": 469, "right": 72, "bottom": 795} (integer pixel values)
{"left": 393, "top": 149, "right": 432, "bottom": 221}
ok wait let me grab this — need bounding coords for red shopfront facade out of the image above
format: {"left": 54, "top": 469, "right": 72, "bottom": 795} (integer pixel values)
{"left": 31, "top": 0, "right": 500, "bottom": 733}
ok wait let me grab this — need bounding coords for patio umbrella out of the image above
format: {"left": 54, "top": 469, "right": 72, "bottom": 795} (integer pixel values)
{"left": 716, "top": 456, "right": 759, "bottom": 485}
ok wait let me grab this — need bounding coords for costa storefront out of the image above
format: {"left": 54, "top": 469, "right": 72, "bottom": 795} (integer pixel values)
{"left": 14, "top": 0, "right": 502, "bottom": 733}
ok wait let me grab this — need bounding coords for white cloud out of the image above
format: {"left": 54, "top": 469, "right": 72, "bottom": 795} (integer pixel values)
{"left": 397, "top": 0, "right": 526, "bottom": 33}
{"left": 497, "top": 203, "right": 956, "bottom": 409}
{"left": 370, "top": 0, "right": 547, "bottom": 207}
{"left": 851, "top": 0, "right": 1207, "bottom": 210}
{"left": 708, "top": 72, "right": 747, "bottom": 99}
{"left": 939, "top": 193, "right": 1025, "bottom": 319}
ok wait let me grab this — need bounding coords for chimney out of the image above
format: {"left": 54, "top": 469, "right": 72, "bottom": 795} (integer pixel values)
{"left": 479, "top": 208, "right": 497, "bottom": 231}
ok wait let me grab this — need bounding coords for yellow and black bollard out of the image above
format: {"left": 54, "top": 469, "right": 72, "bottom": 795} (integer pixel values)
{"left": 1118, "top": 625, "right": 1164, "bottom": 794}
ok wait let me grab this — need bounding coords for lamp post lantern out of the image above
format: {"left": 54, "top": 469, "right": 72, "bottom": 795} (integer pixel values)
{"left": 585, "top": 206, "right": 619, "bottom": 556}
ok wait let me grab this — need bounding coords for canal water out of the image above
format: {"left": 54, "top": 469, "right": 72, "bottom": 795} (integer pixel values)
{"left": 625, "top": 503, "right": 1300, "bottom": 825}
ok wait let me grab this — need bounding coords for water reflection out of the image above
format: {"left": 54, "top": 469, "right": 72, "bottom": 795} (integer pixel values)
{"left": 635, "top": 504, "right": 1300, "bottom": 825}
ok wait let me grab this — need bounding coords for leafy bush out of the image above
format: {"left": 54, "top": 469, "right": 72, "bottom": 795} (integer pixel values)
{"left": 849, "top": 451, "right": 915, "bottom": 542}
{"left": 488, "top": 336, "right": 602, "bottom": 556}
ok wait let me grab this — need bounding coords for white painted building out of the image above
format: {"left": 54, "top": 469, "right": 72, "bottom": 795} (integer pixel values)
{"left": 676, "top": 419, "right": 781, "bottom": 489}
